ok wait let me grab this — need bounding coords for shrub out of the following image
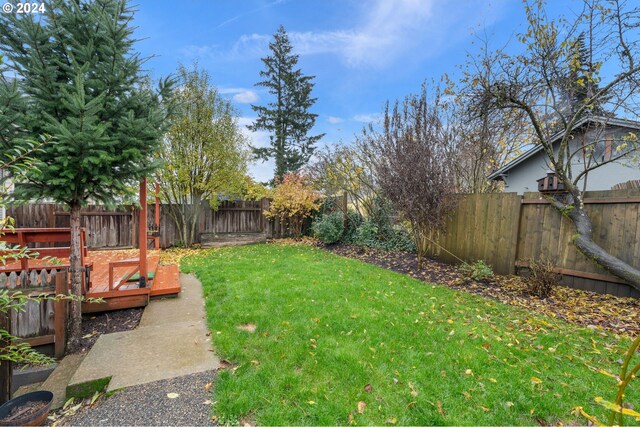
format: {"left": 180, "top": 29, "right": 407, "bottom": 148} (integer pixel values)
{"left": 312, "top": 211, "right": 344, "bottom": 244}
{"left": 383, "top": 226, "right": 416, "bottom": 252}
{"left": 459, "top": 260, "right": 494, "bottom": 281}
{"left": 264, "top": 173, "right": 321, "bottom": 237}
{"left": 354, "top": 220, "right": 379, "bottom": 247}
{"left": 352, "top": 220, "right": 416, "bottom": 252}
{"left": 527, "top": 257, "right": 560, "bottom": 298}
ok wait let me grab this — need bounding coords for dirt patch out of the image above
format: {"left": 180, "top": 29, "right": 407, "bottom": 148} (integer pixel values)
{"left": 67, "top": 308, "right": 144, "bottom": 354}
{"left": 326, "top": 244, "right": 640, "bottom": 337}
{"left": 237, "top": 323, "right": 256, "bottom": 333}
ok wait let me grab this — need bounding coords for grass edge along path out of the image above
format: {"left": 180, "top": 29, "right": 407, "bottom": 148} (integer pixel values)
{"left": 181, "top": 244, "right": 637, "bottom": 426}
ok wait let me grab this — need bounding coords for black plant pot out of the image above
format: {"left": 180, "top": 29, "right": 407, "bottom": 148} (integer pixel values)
{"left": 0, "top": 390, "right": 53, "bottom": 426}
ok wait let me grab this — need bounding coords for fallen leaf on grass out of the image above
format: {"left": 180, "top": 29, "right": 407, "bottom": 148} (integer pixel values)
{"left": 386, "top": 417, "right": 398, "bottom": 424}
{"left": 408, "top": 382, "right": 418, "bottom": 397}
{"left": 364, "top": 383, "right": 373, "bottom": 393}
{"left": 531, "top": 377, "right": 543, "bottom": 385}
{"left": 437, "top": 400, "right": 445, "bottom": 416}
{"left": 325, "top": 245, "right": 640, "bottom": 337}
{"left": 357, "top": 401, "right": 366, "bottom": 414}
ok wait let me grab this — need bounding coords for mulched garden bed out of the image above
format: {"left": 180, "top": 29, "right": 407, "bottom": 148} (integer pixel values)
{"left": 67, "top": 307, "right": 144, "bottom": 354}
{"left": 325, "top": 244, "right": 640, "bottom": 337}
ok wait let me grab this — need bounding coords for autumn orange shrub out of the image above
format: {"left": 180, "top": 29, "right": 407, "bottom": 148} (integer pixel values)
{"left": 264, "top": 173, "right": 321, "bottom": 237}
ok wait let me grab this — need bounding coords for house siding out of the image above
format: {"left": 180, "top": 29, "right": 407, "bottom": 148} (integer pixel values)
{"left": 502, "top": 126, "right": 640, "bottom": 194}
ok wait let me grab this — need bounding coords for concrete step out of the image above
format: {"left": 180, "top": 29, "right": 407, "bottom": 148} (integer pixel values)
{"left": 200, "top": 232, "right": 267, "bottom": 248}
{"left": 42, "top": 353, "right": 86, "bottom": 409}
{"left": 67, "top": 274, "right": 219, "bottom": 398}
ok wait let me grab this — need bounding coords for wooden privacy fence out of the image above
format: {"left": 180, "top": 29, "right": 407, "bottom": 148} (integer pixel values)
{"left": 8, "top": 204, "right": 133, "bottom": 248}
{"left": 9, "top": 199, "right": 287, "bottom": 249}
{"left": 0, "top": 268, "right": 68, "bottom": 358}
{"left": 425, "top": 189, "right": 640, "bottom": 298}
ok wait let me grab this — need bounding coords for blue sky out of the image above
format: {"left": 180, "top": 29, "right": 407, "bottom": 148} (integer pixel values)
{"left": 131, "top": 0, "right": 572, "bottom": 182}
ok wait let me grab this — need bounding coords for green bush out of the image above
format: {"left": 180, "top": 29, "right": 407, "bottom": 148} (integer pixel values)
{"left": 342, "top": 210, "right": 363, "bottom": 243}
{"left": 352, "top": 220, "right": 416, "bottom": 252}
{"left": 382, "top": 226, "right": 416, "bottom": 252}
{"left": 459, "top": 260, "right": 493, "bottom": 281}
{"left": 311, "top": 211, "right": 344, "bottom": 244}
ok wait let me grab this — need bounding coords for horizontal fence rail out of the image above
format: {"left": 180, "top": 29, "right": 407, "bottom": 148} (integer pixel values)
{"left": 424, "top": 189, "right": 640, "bottom": 298}
{"left": 8, "top": 198, "right": 289, "bottom": 249}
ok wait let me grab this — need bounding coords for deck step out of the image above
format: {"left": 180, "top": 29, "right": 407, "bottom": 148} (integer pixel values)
{"left": 150, "top": 264, "right": 181, "bottom": 297}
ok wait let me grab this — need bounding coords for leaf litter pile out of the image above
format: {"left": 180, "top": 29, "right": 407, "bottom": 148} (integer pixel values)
{"left": 327, "top": 244, "right": 640, "bottom": 337}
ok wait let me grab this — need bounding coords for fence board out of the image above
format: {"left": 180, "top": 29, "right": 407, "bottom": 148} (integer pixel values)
{"left": 9, "top": 198, "right": 286, "bottom": 249}
{"left": 425, "top": 190, "right": 640, "bottom": 297}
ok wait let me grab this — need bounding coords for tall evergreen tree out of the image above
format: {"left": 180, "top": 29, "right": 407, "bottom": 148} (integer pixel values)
{"left": 562, "top": 33, "right": 610, "bottom": 118}
{"left": 249, "top": 25, "right": 324, "bottom": 182}
{"left": 0, "top": 0, "right": 173, "bottom": 346}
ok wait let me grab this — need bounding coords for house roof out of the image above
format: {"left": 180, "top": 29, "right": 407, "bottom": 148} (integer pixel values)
{"left": 487, "top": 116, "right": 640, "bottom": 180}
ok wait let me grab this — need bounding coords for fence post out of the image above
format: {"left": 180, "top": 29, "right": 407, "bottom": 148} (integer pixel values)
{"left": 0, "top": 308, "right": 12, "bottom": 404}
{"left": 54, "top": 270, "right": 68, "bottom": 359}
{"left": 510, "top": 196, "right": 524, "bottom": 275}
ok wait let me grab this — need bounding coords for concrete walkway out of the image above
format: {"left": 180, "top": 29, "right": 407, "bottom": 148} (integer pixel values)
{"left": 67, "top": 274, "right": 219, "bottom": 396}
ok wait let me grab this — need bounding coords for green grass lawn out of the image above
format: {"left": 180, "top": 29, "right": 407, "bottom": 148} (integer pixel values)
{"left": 182, "top": 244, "right": 637, "bottom": 426}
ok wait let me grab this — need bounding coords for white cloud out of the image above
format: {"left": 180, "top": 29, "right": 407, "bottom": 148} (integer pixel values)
{"left": 353, "top": 113, "right": 382, "bottom": 124}
{"left": 221, "top": 0, "right": 505, "bottom": 68}
{"left": 219, "top": 87, "right": 259, "bottom": 104}
{"left": 234, "top": 91, "right": 258, "bottom": 104}
{"left": 327, "top": 116, "right": 344, "bottom": 124}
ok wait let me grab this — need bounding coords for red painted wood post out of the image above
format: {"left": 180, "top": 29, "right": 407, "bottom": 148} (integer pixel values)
{"left": 139, "top": 178, "right": 148, "bottom": 287}
{"left": 54, "top": 270, "right": 68, "bottom": 359}
{"left": 0, "top": 307, "right": 12, "bottom": 404}
{"left": 155, "top": 182, "right": 160, "bottom": 228}
{"left": 18, "top": 231, "right": 28, "bottom": 271}
{"left": 154, "top": 182, "right": 160, "bottom": 249}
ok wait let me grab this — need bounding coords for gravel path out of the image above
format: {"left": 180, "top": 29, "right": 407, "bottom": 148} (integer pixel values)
{"left": 58, "top": 371, "right": 217, "bottom": 426}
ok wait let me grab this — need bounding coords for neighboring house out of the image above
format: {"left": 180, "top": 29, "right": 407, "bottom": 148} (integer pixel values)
{"left": 488, "top": 116, "right": 640, "bottom": 194}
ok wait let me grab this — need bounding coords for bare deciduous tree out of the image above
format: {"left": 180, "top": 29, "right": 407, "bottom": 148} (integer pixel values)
{"left": 364, "top": 85, "right": 458, "bottom": 266}
{"left": 469, "top": 0, "right": 640, "bottom": 289}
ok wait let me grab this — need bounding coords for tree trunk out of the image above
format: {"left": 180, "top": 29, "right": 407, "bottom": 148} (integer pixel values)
{"left": 67, "top": 203, "right": 83, "bottom": 348}
{"left": 562, "top": 201, "right": 640, "bottom": 291}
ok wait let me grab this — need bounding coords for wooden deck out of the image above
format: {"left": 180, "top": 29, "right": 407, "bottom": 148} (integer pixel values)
{"left": 1, "top": 249, "right": 181, "bottom": 313}
{"left": 83, "top": 249, "right": 181, "bottom": 313}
